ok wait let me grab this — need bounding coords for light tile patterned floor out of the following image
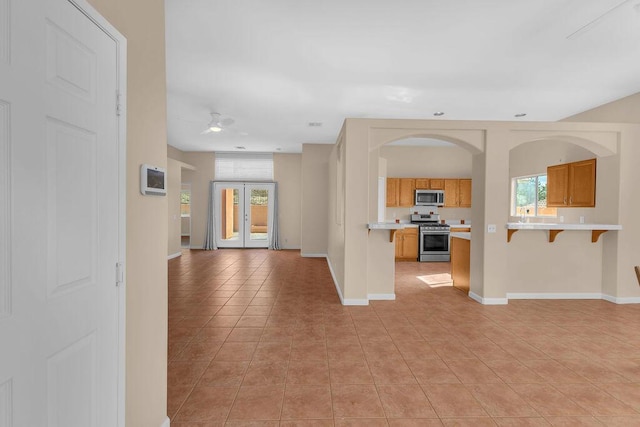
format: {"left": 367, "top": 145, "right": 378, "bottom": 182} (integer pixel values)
{"left": 168, "top": 249, "right": 640, "bottom": 426}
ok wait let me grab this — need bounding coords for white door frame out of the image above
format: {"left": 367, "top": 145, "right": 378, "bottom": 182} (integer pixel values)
{"left": 66, "top": 1, "right": 127, "bottom": 425}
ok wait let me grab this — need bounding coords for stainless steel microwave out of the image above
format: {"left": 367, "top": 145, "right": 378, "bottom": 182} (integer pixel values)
{"left": 415, "top": 189, "right": 444, "bottom": 206}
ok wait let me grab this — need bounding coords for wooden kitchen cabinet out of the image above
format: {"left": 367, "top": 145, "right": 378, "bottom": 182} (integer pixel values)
{"left": 387, "top": 178, "right": 415, "bottom": 207}
{"left": 429, "top": 178, "right": 445, "bottom": 189}
{"left": 547, "top": 158, "right": 596, "bottom": 207}
{"left": 415, "top": 178, "right": 444, "bottom": 189}
{"left": 444, "top": 179, "right": 472, "bottom": 207}
{"left": 395, "top": 227, "right": 418, "bottom": 260}
{"left": 386, "top": 178, "right": 399, "bottom": 206}
{"left": 398, "top": 178, "right": 416, "bottom": 207}
{"left": 415, "top": 178, "right": 430, "bottom": 189}
{"left": 458, "top": 179, "right": 472, "bottom": 207}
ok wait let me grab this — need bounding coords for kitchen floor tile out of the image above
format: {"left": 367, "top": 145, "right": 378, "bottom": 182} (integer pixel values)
{"left": 281, "top": 384, "right": 333, "bottom": 419}
{"left": 173, "top": 386, "right": 237, "bottom": 421}
{"left": 331, "top": 384, "right": 385, "bottom": 418}
{"left": 377, "top": 384, "right": 437, "bottom": 418}
{"left": 421, "top": 384, "right": 487, "bottom": 418}
{"left": 329, "top": 359, "right": 374, "bottom": 384}
{"left": 227, "top": 385, "right": 285, "bottom": 421}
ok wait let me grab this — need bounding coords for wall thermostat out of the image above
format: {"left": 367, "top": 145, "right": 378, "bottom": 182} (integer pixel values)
{"left": 140, "top": 164, "right": 166, "bottom": 196}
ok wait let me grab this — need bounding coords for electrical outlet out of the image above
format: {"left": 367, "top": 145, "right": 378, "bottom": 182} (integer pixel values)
{"left": 487, "top": 224, "right": 497, "bottom": 233}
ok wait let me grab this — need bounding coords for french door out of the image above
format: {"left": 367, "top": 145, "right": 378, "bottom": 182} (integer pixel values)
{"left": 214, "top": 182, "right": 275, "bottom": 248}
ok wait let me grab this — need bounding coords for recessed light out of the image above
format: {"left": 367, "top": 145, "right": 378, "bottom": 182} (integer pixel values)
{"left": 234, "top": 146, "right": 246, "bottom": 150}
{"left": 308, "top": 122, "right": 323, "bottom": 127}
{"left": 515, "top": 113, "right": 527, "bottom": 118}
{"left": 433, "top": 112, "right": 445, "bottom": 117}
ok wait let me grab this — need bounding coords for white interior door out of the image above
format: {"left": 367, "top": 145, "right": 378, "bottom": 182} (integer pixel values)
{"left": 214, "top": 182, "right": 274, "bottom": 248}
{"left": 0, "top": 0, "right": 124, "bottom": 425}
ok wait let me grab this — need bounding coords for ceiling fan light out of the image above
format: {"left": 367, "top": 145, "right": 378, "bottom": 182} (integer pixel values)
{"left": 209, "top": 125, "right": 222, "bottom": 132}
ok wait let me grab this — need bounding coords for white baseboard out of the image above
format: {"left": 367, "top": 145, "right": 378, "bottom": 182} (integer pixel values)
{"left": 161, "top": 416, "right": 170, "bottom": 427}
{"left": 301, "top": 252, "right": 328, "bottom": 258}
{"left": 325, "top": 256, "right": 369, "bottom": 306}
{"left": 469, "top": 291, "right": 508, "bottom": 305}
{"left": 368, "top": 293, "right": 396, "bottom": 300}
{"left": 602, "top": 294, "right": 640, "bottom": 304}
{"left": 507, "top": 292, "right": 602, "bottom": 300}
{"left": 167, "top": 252, "right": 181, "bottom": 260}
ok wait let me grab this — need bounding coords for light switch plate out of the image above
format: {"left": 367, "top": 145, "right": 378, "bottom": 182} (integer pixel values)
{"left": 487, "top": 224, "right": 497, "bottom": 233}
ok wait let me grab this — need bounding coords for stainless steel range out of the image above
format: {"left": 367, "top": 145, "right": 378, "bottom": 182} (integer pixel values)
{"left": 411, "top": 214, "right": 451, "bottom": 262}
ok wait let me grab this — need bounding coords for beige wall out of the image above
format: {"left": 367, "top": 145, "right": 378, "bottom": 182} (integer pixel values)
{"left": 273, "top": 154, "right": 302, "bottom": 249}
{"left": 565, "top": 92, "right": 640, "bottom": 124}
{"left": 85, "top": 0, "right": 169, "bottom": 425}
{"left": 181, "top": 152, "right": 216, "bottom": 248}
{"left": 301, "top": 144, "right": 332, "bottom": 256}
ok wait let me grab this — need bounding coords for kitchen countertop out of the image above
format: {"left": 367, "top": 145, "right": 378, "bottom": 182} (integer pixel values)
{"left": 506, "top": 222, "right": 622, "bottom": 243}
{"left": 450, "top": 232, "right": 471, "bottom": 240}
{"left": 506, "top": 223, "right": 622, "bottom": 230}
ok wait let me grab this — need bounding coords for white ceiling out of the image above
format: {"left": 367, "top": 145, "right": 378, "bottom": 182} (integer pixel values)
{"left": 165, "top": 0, "right": 640, "bottom": 153}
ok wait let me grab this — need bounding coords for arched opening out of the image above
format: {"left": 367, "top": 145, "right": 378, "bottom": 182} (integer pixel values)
{"left": 377, "top": 134, "right": 477, "bottom": 295}
{"left": 506, "top": 136, "right": 619, "bottom": 297}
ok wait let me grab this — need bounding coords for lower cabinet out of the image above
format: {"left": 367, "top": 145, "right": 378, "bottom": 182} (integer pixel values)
{"left": 395, "top": 227, "right": 418, "bottom": 261}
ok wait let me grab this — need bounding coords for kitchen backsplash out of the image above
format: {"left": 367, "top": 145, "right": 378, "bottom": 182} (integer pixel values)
{"left": 386, "top": 206, "right": 471, "bottom": 223}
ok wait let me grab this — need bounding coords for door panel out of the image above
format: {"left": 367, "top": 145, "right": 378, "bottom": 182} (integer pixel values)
{"left": 0, "top": 0, "right": 122, "bottom": 424}
{"left": 215, "top": 183, "right": 244, "bottom": 248}
{"left": 244, "top": 184, "right": 274, "bottom": 248}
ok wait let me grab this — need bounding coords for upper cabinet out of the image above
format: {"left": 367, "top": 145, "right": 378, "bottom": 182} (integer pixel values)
{"left": 547, "top": 158, "right": 596, "bottom": 207}
{"left": 386, "top": 178, "right": 399, "bottom": 206}
{"left": 458, "top": 179, "right": 472, "bottom": 208}
{"left": 387, "top": 178, "right": 415, "bottom": 207}
{"left": 415, "top": 178, "right": 444, "bottom": 189}
{"left": 444, "top": 179, "right": 472, "bottom": 208}
{"left": 388, "top": 177, "right": 471, "bottom": 207}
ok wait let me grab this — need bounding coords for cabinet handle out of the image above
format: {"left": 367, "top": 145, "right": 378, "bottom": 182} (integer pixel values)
{"left": 564, "top": 197, "right": 567, "bottom": 205}
{"left": 569, "top": 196, "right": 572, "bottom": 205}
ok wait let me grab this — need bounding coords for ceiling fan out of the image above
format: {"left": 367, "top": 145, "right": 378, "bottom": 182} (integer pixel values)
{"left": 201, "top": 112, "right": 235, "bottom": 134}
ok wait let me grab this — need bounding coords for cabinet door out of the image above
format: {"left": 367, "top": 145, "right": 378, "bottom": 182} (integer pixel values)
{"left": 394, "top": 229, "right": 404, "bottom": 258}
{"left": 386, "top": 178, "right": 399, "bottom": 207}
{"left": 415, "top": 178, "right": 429, "bottom": 189}
{"left": 402, "top": 228, "right": 418, "bottom": 259}
{"left": 547, "top": 164, "right": 569, "bottom": 207}
{"left": 444, "top": 179, "right": 459, "bottom": 207}
{"left": 398, "top": 178, "right": 416, "bottom": 207}
{"left": 569, "top": 159, "right": 596, "bottom": 207}
{"left": 458, "top": 179, "right": 472, "bottom": 207}
{"left": 429, "top": 178, "right": 445, "bottom": 189}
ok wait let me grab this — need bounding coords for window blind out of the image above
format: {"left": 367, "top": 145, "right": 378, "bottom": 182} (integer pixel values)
{"left": 214, "top": 153, "right": 274, "bottom": 181}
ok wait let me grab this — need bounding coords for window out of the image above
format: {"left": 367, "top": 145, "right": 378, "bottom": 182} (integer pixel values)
{"left": 511, "top": 174, "right": 557, "bottom": 217}
{"left": 215, "top": 153, "right": 274, "bottom": 181}
{"left": 180, "top": 188, "right": 190, "bottom": 217}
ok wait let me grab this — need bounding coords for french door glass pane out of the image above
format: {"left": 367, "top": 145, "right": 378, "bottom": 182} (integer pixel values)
{"left": 249, "top": 188, "right": 268, "bottom": 241}
{"left": 220, "top": 187, "right": 240, "bottom": 242}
